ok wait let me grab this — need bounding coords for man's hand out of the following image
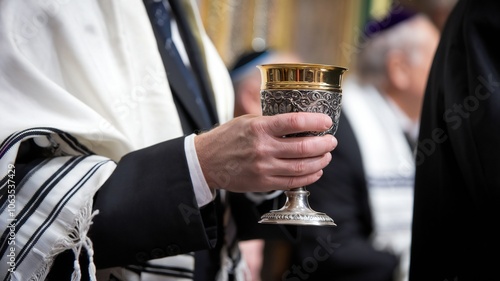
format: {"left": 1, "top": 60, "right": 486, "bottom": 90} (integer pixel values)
{"left": 195, "top": 113, "right": 337, "bottom": 192}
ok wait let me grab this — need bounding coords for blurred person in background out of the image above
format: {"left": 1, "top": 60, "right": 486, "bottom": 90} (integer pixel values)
{"left": 335, "top": 7, "right": 440, "bottom": 280}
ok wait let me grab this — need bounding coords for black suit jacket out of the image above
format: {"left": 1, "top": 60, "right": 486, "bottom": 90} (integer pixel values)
{"left": 44, "top": 137, "right": 218, "bottom": 279}
{"left": 230, "top": 113, "right": 399, "bottom": 281}
{"left": 410, "top": 0, "right": 500, "bottom": 280}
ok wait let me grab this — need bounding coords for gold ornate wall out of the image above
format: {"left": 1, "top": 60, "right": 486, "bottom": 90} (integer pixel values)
{"left": 196, "top": 0, "right": 456, "bottom": 72}
{"left": 198, "top": 0, "right": 367, "bottom": 71}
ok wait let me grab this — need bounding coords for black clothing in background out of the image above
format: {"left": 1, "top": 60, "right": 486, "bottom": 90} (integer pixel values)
{"left": 409, "top": 0, "right": 500, "bottom": 280}
{"left": 287, "top": 113, "right": 398, "bottom": 281}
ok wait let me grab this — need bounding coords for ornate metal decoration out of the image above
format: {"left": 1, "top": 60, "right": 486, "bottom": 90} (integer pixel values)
{"left": 261, "top": 89, "right": 342, "bottom": 137}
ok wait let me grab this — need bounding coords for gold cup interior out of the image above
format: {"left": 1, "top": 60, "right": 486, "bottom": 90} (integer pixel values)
{"left": 257, "top": 63, "right": 348, "bottom": 91}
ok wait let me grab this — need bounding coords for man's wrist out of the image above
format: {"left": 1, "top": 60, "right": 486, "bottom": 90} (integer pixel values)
{"left": 184, "top": 134, "right": 215, "bottom": 207}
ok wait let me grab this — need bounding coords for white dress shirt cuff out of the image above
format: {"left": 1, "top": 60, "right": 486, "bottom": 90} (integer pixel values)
{"left": 185, "top": 133, "right": 215, "bottom": 207}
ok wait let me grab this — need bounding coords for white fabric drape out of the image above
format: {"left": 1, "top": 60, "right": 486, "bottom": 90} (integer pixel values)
{"left": 0, "top": 0, "right": 234, "bottom": 280}
{"left": 0, "top": 0, "right": 233, "bottom": 160}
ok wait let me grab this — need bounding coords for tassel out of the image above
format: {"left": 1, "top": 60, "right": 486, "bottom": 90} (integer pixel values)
{"left": 85, "top": 236, "right": 97, "bottom": 281}
{"left": 45, "top": 202, "right": 100, "bottom": 281}
{"left": 71, "top": 259, "right": 82, "bottom": 281}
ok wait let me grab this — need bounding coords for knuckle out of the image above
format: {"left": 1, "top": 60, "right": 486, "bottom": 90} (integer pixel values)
{"left": 258, "top": 175, "right": 280, "bottom": 192}
{"left": 272, "top": 116, "right": 287, "bottom": 133}
{"left": 252, "top": 160, "right": 266, "bottom": 175}
{"left": 287, "top": 114, "right": 300, "bottom": 129}
{"left": 298, "top": 139, "right": 310, "bottom": 155}
{"left": 248, "top": 118, "right": 264, "bottom": 135}
{"left": 285, "top": 177, "right": 297, "bottom": 189}
{"left": 253, "top": 140, "right": 269, "bottom": 158}
{"left": 293, "top": 160, "right": 306, "bottom": 174}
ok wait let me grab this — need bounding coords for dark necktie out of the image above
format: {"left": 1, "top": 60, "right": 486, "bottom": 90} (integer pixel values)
{"left": 144, "top": 0, "right": 214, "bottom": 132}
{"left": 144, "top": 2, "right": 242, "bottom": 280}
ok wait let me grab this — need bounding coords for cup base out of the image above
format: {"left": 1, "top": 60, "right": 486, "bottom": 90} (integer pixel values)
{"left": 259, "top": 208, "right": 336, "bottom": 226}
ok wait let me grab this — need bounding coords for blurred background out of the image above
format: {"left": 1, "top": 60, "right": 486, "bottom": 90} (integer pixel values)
{"left": 197, "top": 0, "right": 457, "bottom": 74}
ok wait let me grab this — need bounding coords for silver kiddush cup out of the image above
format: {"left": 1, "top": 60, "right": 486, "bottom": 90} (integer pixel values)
{"left": 257, "top": 63, "right": 347, "bottom": 226}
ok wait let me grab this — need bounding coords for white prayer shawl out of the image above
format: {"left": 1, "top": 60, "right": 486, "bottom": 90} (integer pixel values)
{"left": 0, "top": 130, "right": 116, "bottom": 281}
{"left": 341, "top": 76, "right": 415, "bottom": 281}
{"left": 0, "top": 0, "right": 234, "bottom": 280}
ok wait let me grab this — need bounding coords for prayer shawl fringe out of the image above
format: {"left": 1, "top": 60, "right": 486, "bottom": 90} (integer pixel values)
{"left": 0, "top": 128, "right": 116, "bottom": 281}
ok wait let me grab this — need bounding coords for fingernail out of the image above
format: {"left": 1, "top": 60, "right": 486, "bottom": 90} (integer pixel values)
{"left": 325, "top": 115, "right": 333, "bottom": 129}
{"left": 331, "top": 135, "right": 337, "bottom": 146}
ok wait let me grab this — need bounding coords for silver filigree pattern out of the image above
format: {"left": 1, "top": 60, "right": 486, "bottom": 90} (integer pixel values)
{"left": 260, "top": 212, "right": 335, "bottom": 222}
{"left": 261, "top": 89, "right": 342, "bottom": 137}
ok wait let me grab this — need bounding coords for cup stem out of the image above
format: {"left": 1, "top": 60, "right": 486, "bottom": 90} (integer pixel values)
{"left": 258, "top": 186, "right": 336, "bottom": 226}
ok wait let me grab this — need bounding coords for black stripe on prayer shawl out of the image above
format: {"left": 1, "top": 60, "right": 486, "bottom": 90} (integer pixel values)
{"left": 137, "top": 262, "right": 195, "bottom": 273}
{"left": 0, "top": 127, "right": 95, "bottom": 200}
{"left": 11, "top": 159, "right": 111, "bottom": 273}
{"left": 57, "top": 131, "right": 94, "bottom": 155}
{"left": 0, "top": 172, "right": 17, "bottom": 198}
{"left": 0, "top": 158, "right": 51, "bottom": 213}
{"left": 0, "top": 127, "right": 94, "bottom": 158}
{"left": 0, "top": 159, "right": 50, "bottom": 258}
{"left": 0, "top": 128, "right": 56, "bottom": 156}
{"left": 5, "top": 157, "right": 84, "bottom": 229}
{"left": 1, "top": 174, "right": 12, "bottom": 200}
{"left": 0, "top": 156, "right": 86, "bottom": 257}
{"left": 0, "top": 128, "right": 59, "bottom": 197}
{"left": 126, "top": 264, "right": 194, "bottom": 279}
{"left": 0, "top": 131, "right": 27, "bottom": 154}
{"left": 1, "top": 160, "right": 111, "bottom": 281}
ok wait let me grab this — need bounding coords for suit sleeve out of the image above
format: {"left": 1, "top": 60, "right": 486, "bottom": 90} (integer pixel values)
{"left": 89, "top": 136, "right": 217, "bottom": 269}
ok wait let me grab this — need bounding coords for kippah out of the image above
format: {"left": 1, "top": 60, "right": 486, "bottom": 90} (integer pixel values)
{"left": 229, "top": 49, "right": 272, "bottom": 81}
{"left": 230, "top": 50, "right": 269, "bottom": 71}
{"left": 363, "top": 6, "right": 417, "bottom": 39}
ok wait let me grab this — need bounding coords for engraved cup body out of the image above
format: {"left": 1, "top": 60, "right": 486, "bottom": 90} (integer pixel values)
{"left": 257, "top": 63, "right": 347, "bottom": 226}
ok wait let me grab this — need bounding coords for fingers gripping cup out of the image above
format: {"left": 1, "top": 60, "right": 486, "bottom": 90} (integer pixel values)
{"left": 257, "top": 63, "right": 347, "bottom": 226}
